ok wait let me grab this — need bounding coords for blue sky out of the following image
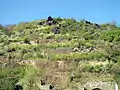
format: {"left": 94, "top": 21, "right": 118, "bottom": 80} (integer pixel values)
{"left": 0, "top": 0, "right": 120, "bottom": 26}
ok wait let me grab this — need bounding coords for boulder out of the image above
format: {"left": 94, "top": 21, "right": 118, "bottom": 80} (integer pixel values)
{"left": 14, "top": 84, "right": 23, "bottom": 90}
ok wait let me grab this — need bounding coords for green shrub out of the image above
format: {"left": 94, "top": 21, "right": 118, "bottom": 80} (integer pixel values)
{"left": 100, "top": 30, "right": 120, "bottom": 42}
{"left": 82, "top": 64, "right": 93, "bottom": 72}
{"left": 23, "top": 37, "right": 30, "bottom": 44}
{"left": 19, "top": 66, "right": 41, "bottom": 90}
{"left": 110, "top": 64, "right": 120, "bottom": 75}
{"left": 0, "top": 24, "right": 4, "bottom": 30}
{"left": 0, "top": 66, "right": 25, "bottom": 90}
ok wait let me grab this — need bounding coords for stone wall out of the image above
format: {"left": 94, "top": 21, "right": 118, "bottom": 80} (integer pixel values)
{"left": 78, "top": 81, "right": 118, "bottom": 90}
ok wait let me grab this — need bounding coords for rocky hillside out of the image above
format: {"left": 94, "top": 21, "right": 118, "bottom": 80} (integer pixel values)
{"left": 0, "top": 16, "right": 120, "bottom": 90}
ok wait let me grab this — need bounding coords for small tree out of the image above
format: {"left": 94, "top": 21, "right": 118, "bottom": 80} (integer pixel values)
{"left": 0, "top": 24, "right": 4, "bottom": 30}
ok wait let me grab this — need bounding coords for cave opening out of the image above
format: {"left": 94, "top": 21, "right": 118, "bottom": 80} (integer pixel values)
{"left": 92, "top": 88, "right": 101, "bottom": 90}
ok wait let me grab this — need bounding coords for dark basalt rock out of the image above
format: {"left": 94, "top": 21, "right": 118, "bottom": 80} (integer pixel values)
{"left": 47, "top": 16, "right": 53, "bottom": 21}
{"left": 49, "top": 85, "right": 54, "bottom": 90}
{"left": 41, "top": 80, "right": 46, "bottom": 85}
{"left": 53, "top": 27, "right": 60, "bottom": 34}
{"left": 14, "top": 84, "right": 23, "bottom": 90}
{"left": 46, "top": 16, "right": 57, "bottom": 26}
{"left": 85, "top": 20, "right": 93, "bottom": 25}
{"left": 95, "top": 23, "right": 100, "bottom": 28}
{"left": 38, "top": 22, "right": 44, "bottom": 25}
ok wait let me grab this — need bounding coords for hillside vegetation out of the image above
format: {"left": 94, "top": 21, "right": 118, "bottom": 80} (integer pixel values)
{"left": 0, "top": 16, "right": 120, "bottom": 90}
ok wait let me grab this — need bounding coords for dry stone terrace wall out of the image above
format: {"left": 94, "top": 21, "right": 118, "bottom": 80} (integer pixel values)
{"left": 78, "top": 81, "right": 118, "bottom": 90}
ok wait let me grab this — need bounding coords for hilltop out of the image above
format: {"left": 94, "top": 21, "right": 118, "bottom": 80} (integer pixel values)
{"left": 0, "top": 16, "right": 120, "bottom": 90}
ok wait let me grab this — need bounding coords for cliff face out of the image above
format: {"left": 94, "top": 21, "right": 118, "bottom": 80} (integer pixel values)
{"left": 0, "top": 17, "right": 120, "bottom": 90}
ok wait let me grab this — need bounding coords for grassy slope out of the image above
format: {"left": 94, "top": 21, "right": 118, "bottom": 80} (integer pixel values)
{"left": 0, "top": 18, "right": 120, "bottom": 90}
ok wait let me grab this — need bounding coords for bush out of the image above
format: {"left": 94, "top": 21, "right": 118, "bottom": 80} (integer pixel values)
{"left": 0, "top": 66, "right": 25, "bottom": 90}
{"left": 0, "top": 24, "right": 4, "bottom": 30}
{"left": 100, "top": 30, "right": 120, "bottom": 42}
{"left": 82, "top": 64, "right": 93, "bottom": 72}
{"left": 23, "top": 37, "right": 30, "bottom": 44}
{"left": 110, "top": 64, "right": 120, "bottom": 75}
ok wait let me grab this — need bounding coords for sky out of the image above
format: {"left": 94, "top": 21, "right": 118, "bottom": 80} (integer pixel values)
{"left": 0, "top": 0, "right": 120, "bottom": 26}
